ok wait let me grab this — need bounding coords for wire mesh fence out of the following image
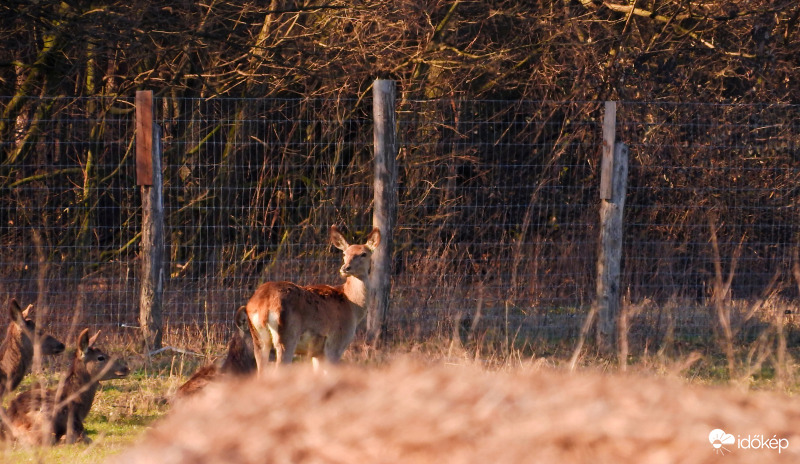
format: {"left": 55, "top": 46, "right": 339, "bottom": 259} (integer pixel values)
{"left": 0, "top": 96, "right": 139, "bottom": 334}
{"left": 1, "top": 96, "right": 798, "bottom": 346}
{"left": 620, "top": 103, "right": 800, "bottom": 342}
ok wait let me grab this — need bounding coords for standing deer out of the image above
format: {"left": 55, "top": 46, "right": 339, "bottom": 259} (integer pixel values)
{"left": 175, "top": 306, "right": 257, "bottom": 400}
{"left": 246, "top": 225, "right": 381, "bottom": 370}
{"left": 0, "top": 299, "right": 65, "bottom": 397}
{"left": 6, "top": 328, "right": 130, "bottom": 445}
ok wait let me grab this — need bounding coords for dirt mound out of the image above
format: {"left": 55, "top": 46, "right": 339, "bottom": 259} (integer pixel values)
{"left": 112, "top": 361, "right": 800, "bottom": 463}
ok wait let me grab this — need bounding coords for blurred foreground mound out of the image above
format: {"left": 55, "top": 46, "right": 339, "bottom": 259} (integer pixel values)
{"left": 112, "top": 361, "right": 800, "bottom": 463}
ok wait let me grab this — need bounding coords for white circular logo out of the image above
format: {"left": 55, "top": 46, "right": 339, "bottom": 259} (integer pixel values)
{"left": 709, "top": 429, "right": 735, "bottom": 454}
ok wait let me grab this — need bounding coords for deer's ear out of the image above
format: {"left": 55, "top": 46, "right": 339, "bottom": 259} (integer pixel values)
{"left": 365, "top": 227, "right": 381, "bottom": 251}
{"left": 21, "top": 304, "right": 32, "bottom": 319}
{"left": 9, "top": 299, "right": 27, "bottom": 326}
{"left": 330, "top": 225, "right": 350, "bottom": 251}
{"left": 88, "top": 330, "right": 102, "bottom": 347}
{"left": 77, "top": 328, "right": 91, "bottom": 354}
{"left": 9, "top": 299, "right": 21, "bottom": 322}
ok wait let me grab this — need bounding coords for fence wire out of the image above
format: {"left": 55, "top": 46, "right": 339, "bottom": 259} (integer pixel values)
{"left": 0, "top": 97, "right": 798, "bottom": 345}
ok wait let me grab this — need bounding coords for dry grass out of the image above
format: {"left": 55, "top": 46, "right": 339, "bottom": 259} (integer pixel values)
{"left": 111, "top": 355, "right": 800, "bottom": 464}
{"left": 1, "top": 322, "right": 798, "bottom": 464}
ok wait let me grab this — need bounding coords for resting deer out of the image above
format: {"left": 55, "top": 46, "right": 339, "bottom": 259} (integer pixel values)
{"left": 246, "top": 225, "right": 381, "bottom": 371}
{"left": 175, "top": 306, "right": 257, "bottom": 400}
{"left": 0, "top": 299, "right": 65, "bottom": 397}
{"left": 6, "top": 328, "right": 130, "bottom": 445}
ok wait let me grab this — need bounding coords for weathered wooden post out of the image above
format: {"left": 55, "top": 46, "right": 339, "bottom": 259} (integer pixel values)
{"left": 369, "top": 79, "right": 398, "bottom": 343}
{"left": 136, "top": 90, "right": 164, "bottom": 352}
{"left": 596, "top": 101, "right": 628, "bottom": 355}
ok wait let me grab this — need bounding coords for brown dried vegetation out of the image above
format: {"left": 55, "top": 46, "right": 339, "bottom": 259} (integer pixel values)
{"left": 174, "top": 306, "right": 256, "bottom": 400}
{"left": 114, "top": 360, "right": 800, "bottom": 464}
{"left": 2, "top": 1, "right": 798, "bottom": 102}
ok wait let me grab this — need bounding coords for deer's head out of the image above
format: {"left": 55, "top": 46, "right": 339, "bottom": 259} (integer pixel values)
{"left": 9, "top": 299, "right": 65, "bottom": 356}
{"left": 330, "top": 226, "right": 381, "bottom": 281}
{"left": 76, "top": 329, "right": 130, "bottom": 380}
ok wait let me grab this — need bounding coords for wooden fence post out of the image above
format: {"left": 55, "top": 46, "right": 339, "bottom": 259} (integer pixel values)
{"left": 369, "top": 79, "right": 397, "bottom": 343}
{"left": 136, "top": 90, "right": 164, "bottom": 352}
{"left": 596, "top": 101, "right": 628, "bottom": 355}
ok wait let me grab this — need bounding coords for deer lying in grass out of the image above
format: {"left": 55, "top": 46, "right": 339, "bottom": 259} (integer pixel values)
{"left": 175, "top": 306, "right": 257, "bottom": 400}
{"left": 246, "top": 225, "right": 381, "bottom": 370}
{"left": 0, "top": 299, "right": 65, "bottom": 397}
{"left": 5, "top": 328, "right": 130, "bottom": 445}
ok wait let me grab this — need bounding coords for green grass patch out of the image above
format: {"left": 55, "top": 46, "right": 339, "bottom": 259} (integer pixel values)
{"left": 1, "top": 369, "right": 175, "bottom": 464}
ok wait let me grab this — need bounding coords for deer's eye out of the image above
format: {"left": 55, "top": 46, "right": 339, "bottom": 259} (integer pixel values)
{"left": 97, "top": 355, "right": 106, "bottom": 362}
{"left": 360, "top": 252, "right": 367, "bottom": 257}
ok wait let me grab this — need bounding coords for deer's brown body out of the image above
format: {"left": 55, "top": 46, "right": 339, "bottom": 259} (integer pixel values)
{"left": 0, "top": 299, "right": 65, "bottom": 397}
{"left": 176, "top": 306, "right": 257, "bottom": 399}
{"left": 246, "top": 226, "right": 380, "bottom": 370}
{"left": 6, "top": 328, "right": 129, "bottom": 445}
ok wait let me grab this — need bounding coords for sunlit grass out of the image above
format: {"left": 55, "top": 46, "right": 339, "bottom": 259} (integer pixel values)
{"left": 2, "top": 413, "right": 156, "bottom": 464}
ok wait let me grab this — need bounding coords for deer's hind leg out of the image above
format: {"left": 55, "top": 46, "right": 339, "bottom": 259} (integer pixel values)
{"left": 247, "top": 310, "right": 274, "bottom": 373}
{"left": 272, "top": 310, "right": 302, "bottom": 366}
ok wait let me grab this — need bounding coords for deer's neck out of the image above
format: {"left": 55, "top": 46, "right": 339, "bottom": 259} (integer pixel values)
{"left": 61, "top": 359, "right": 100, "bottom": 412}
{"left": 342, "top": 275, "right": 369, "bottom": 320}
{"left": 0, "top": 327, "right": 32, "bottom": 389}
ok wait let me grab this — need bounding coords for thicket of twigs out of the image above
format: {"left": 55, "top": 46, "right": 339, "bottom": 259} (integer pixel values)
{"left": 2, "top": 1, "right": 798, "bottom": 102}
